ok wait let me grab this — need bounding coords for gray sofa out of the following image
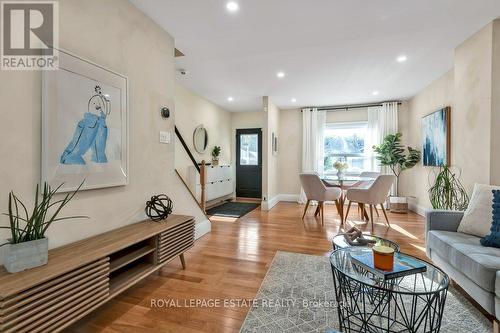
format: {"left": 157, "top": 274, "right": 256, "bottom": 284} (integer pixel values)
{"left": 426, "top": 209, "right": 500, "bottom": 326}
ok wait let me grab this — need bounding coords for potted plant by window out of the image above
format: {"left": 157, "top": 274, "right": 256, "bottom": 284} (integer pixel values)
{"left": 373, "top": 133, "right": 421, "bottom": 213}
{"left": 333, "top": 160, "right": 349, "bottom": 179}
{"left": 211, "top": 146, "right": 221, "bottom": 166}
{"left": 1, "top": 182, "right": 86, "bottom": 273}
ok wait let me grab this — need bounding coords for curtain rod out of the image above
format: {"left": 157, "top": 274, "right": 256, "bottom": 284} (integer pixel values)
{"left": 302, "top": 101, "right": 402, "bottom": 112}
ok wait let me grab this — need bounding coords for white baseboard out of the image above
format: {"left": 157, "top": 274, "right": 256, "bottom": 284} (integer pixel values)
{"left": 195, "top": 219, "right": 211, "bottom": 239}
{"left": 278, "top": 194, "right": 300, "bottom": 202}
{"left": 261, "top": 195, "right": 280, "bottom": 211}
{"left": 408, "top": 202, "right": 428, "bottom": 217}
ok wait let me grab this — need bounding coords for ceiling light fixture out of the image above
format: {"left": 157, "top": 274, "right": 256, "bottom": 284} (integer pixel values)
{"left": 291, "top": 98, "right": 297, "bottom": 103}
{"left": 226, "top": 1, "right": 239, "bottom": 12}
{"left": 227, "top": 97, "right": 234, "bottom": 102}
{"left": 372, "top": 91, "right": 379, "bottom": 96}
{"left": 397, "top": 55, "right": 408, "bottom": 63}
{"left": 277, "top": 71, "right": 285, "bottom": 78}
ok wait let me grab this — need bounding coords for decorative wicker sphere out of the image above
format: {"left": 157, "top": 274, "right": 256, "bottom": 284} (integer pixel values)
{"left": 145, "top": 194, "right": 173, "bottom": 222}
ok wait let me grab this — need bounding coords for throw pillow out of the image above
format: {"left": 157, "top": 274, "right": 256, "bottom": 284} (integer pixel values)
{"left": 458, "top": 183, "right": 500, "bottom": 237}
{"left": 481, "top": 190, "right": 500, "bottom": 248}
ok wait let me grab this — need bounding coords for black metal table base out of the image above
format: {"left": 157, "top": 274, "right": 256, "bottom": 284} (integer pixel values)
{"left": 332, "top": 267, "right": 448, "bottom": 333}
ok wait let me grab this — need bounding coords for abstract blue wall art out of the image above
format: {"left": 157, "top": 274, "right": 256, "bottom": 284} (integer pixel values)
{"left": 422, "top": 107, "right": 450, "bottom": 166}
{"left": 42, "top": 49, "right": 128, "bottom": 192}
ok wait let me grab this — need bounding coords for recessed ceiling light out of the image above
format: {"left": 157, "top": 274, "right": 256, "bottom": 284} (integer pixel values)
{"left": 226, "top": 1, "right": 239, "bottom": 12}
{"left": 276, "top": 71, "right": 285, "bottom": 78}
{"left": 397, "top": 55, "right": 408, "bottom": 63}
{"left": 227, "top": 96, "right": 234, "bottom": 102}
{"left": 291, "top": 98, "right": 297, "bottom": 103}
{"left": 372, "top": 91, "right": 379, "bottom": 96}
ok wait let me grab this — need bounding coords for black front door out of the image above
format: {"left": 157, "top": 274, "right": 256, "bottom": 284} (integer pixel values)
{"left": 236, "top": 128, "right": 262, "bottom": 198}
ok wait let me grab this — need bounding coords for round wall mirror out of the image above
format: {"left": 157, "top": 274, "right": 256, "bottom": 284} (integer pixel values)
{"left": 193, "top": 125, "right": 208, "bottom": 153}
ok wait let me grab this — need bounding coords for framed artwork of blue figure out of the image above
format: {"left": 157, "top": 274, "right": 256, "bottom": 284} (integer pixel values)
{"left": 42, "top": 49, "right": 128, "bottom": 192}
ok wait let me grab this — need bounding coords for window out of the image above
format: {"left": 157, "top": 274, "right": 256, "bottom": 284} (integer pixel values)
{"left": 239, "top": 134, "right": 259, "bottom": 165}
{"left": 324, "top": 122, "right": 370, "bottom": 174}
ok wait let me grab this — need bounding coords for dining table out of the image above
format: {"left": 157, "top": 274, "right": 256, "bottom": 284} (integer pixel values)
{"left": 319, "top": 175, "right": 375, "bottom": 223}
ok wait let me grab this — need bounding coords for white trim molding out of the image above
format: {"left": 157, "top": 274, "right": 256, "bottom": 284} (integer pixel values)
{"left": 278, "top": 194, "right": 301, "bottom": 202}
{"left": 195, "top": 219, "right": 211, "bottom": 239}
{"left": 408, "top": 202, "right": 428, "bottom": 217}
{"left": 261, "top": 195, "right": 280, "bottom": 211}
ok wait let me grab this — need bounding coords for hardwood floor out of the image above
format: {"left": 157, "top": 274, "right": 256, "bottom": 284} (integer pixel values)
{"left": 67, "top": 202, "right": 428, "bottom": 333}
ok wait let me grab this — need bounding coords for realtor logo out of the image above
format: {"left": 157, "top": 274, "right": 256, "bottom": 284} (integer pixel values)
{"left": 1, "top": 1, "right": 58, "bottom": 70}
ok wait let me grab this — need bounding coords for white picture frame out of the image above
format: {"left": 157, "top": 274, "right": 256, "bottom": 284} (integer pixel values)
{"left": 42, "top": 49, "right": 129, "bottom": 192}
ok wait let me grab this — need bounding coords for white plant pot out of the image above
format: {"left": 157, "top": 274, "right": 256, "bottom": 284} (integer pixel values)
{"left": 388, "top": 196, "right": 408, "bottom": 214}
{"left": 336, "top": 170, "right": 345, "bottom": 179}
{"left": 3, "top": 238, "right": 48, "bottom": 273}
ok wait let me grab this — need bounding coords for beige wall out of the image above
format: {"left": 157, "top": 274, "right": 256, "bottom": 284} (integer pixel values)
{"left": 490, "top": 20, "right": 500, "bottom": 185}
{"left": 400, "top": 20, "right": 500, "bottom": 211}
{"left": 262, "top": 97, "right": 280, "bottom": 208}
{"left": 326, "top": 108, "right": 368, "bottom": 123}
{"left": 399, "top": 71, "right": 455, "bottom": 208}
{"left": 0, "top": 0, "right": 207, "bottom": 264}
{"left": 174, "top": 84, "right": 232, "bottom": 181}
{"left": 231, "top": 111, "right": 263, "bottom": 130}
{"left": 278, "top": 109, "right": 302, "bottom": 195}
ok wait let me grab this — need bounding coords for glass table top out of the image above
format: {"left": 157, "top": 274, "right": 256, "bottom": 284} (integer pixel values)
{"left": 323, "top": 175, "right": 375, "bottom": 182}
{"left": 330, "top": 247, "right": 449, "bottom": 295}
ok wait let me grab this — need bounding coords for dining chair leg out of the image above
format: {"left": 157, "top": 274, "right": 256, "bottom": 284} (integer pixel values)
{"left": 360, "top": 203, "right": 366, "bottom": 221}
{"left": 320, "top": 202, "right": 325, "bottom": 226}
{"left": 302, "top": 200, "right": 311, "bottom": 220}
{"left": 375, "top": 207, "right": 380, "bottom": 217}
{"left": 344, "top": 201, "right": 352, "bottom": 224}
{"left": 369, "top": 204, "right": 374, "bottom": 232}
{"left": 314, "top": 203, "right": 320, "bottom": 216}
{"left": 380, "top": 203, "right": 390, "bottom": 227}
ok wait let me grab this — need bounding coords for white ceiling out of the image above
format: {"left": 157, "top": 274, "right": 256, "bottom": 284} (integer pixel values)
{"left": 130, "top": 0, "right": 500, "bottom": 112}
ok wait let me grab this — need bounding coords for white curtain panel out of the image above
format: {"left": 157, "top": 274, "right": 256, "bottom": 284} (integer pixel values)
{"left": 367, "top": 102, "right": 399, "bottom": 193}
{"left": 299, "top": 108, "right": 326, "bottom": 203}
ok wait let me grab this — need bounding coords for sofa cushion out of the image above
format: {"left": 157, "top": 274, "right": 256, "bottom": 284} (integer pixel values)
{"left": 481, "top": 190, "right": 500, "bottom": 248}
{"left": 458, "top": 183, "right": 500, "bottom": 237}
{"left": 428, "top": 230, "right": 500, "bottom": 293}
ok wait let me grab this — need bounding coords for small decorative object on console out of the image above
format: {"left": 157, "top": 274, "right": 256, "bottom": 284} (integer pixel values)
{"left": 211, "top": 146, "right": 221, "bottom": 166}
{"left": 145, "top": 194, "right": 173, "bottom": 222}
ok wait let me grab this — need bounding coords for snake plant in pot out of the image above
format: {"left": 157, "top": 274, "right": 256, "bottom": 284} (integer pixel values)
{"left": 428, "top": 165, "right": 469, "bottom": 211}
{"left": 373, "top": 133, "right": 421, "bottom": 213}
{"left": 1, "top": 182, "right": 86, "bottom": 273}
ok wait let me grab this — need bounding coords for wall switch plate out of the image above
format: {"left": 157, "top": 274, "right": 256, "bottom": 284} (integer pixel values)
{"left": 159, "top": 131, "right": 171, "bottom": 144}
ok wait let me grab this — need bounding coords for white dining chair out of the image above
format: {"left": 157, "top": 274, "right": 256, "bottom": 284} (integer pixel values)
{"left": 299, "top": 173, "right": 342, "bottom": 226}
{"left": 357, "top": 171, "right": 381, "bottom": 217}
{"left": 344, "top": 175, "right": 396, "bottom": 231}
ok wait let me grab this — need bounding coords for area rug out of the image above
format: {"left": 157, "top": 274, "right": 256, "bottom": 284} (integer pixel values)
{"left": 240, "top": 251, "right": 491, "bottom": 333}
{"left": 206, "top": 202, "right": 259, "bottom": 218}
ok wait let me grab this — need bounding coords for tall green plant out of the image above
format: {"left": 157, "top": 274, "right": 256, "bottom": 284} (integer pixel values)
{"left": 428, "top": 165, "right": 469, "bottom": 210}
{"left": 2, "top": 182, "right": 87, "bottom": 245}
{"left": 373, "top": 133, "right": 421, "bottom": 196}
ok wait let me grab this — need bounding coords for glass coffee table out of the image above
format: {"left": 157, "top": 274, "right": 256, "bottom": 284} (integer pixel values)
{"left": 332, "top": 234, "right": 400, "bottom": 252}
{"left": 330, "top": 247, "right": 449, "bottom": 333}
